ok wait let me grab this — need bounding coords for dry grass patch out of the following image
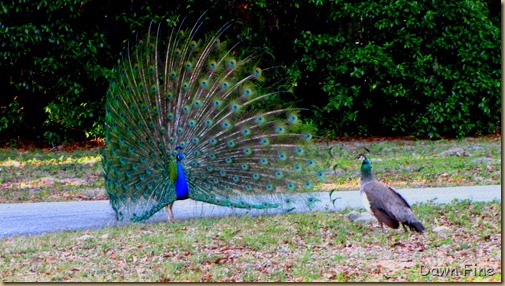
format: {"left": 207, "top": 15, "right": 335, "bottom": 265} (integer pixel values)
{"left": 0, "top": 199, "right": 500, "bottom": 282}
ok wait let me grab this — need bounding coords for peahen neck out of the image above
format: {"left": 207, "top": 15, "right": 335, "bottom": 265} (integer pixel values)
{"left": 360, "top": 157, "right": 375, "bottom": 183}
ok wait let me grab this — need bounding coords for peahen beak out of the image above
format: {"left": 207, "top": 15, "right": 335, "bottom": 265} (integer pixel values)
{"left": 355, "top": 153, "right": 366, "bottom": 160}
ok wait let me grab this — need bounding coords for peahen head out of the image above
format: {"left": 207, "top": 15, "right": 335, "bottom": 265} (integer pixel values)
{"left": 356, "top": 153, "right": 373, "bottom": 178}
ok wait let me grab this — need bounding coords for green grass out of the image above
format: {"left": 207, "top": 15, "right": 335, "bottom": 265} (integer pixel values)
{"left": 322, "top": 136, "right": 501, "bottom": 191}
{"left": 0, "top": 136, "right": 501, "bottom": 281}
{"left": 0, "top": 136, "right": 501, "bottom": 203}
{"left": 0, "top": 199, "right": 500, "bottom": 282}
{"left": 0, "top": 148, "right": 104, "bottom": 203}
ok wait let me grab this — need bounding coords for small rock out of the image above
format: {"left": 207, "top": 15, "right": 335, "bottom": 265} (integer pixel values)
{"left": 40, "top": 177, "right": 55, "bottom": 185}
{"left": 356, "top": 212, "right": 375, "bottom": 222}
{"left": 433, "top": 226, "right": 451, "bottom": 234}
{"left": 345, "top": 211, "right": 374, "bottom": 222}
{"left": 437, "top": 148, "right": 470, "bottom": 157}
{"left": 35, "top": 153, "right": 41, "bottom": 158}
{"left": 345, "top": 211, "right": 361, "bottom": 221}
{"left": 83, "top": 189, "right": 105, "bottom": 197}
{"left": 467, "top": 144, "right": 482, "bottom": 150}
{"left": 59, "top": 178, "right": 85, "bottom": 185}
{"left": 472, "top": 157, "right": 494, "bottom": 164}
{"left": 77, "top": 234, "right": 92, "bottom": 241}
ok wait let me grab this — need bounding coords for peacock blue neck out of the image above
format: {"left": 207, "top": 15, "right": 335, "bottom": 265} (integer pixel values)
{"left": 360, "top": 157, "right": 374, "bottom": 181}
{"left": 175, "top": 160, "right": 189, "bottom": 200}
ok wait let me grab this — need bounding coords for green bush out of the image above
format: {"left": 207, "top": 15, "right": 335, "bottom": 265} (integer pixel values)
{"left": 286, "top": 0, "right": 501, "bottom": 138}
{"left": 0, "top": 0, "right": 500, "bottom": 144}
{"left": 0, "top": 0, "right": 226, "bottom": 144}
{"left": 0, "top": 0, "right": 111, "bottom": 143}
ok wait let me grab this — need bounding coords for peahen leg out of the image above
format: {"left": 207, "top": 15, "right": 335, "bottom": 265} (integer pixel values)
{"left": 165, "top": 204, "right": 175, "bottom": 223}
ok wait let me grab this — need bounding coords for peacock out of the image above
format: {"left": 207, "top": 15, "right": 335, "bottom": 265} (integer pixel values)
{"left": 356, "top": 154, "right": 425, "bottom": 233}
{"left": 101, "top": 15, "right": 327, "bottom": 223}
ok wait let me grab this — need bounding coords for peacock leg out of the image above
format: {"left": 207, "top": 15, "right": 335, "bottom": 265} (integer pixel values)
{"left": 165, "top": 203, "right": 175, "bottom": 223}
{"left": 402, "top": 223, "right": 408, "bottom": 233}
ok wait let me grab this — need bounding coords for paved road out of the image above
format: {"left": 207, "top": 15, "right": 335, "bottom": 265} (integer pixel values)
{"left": 0, "top": 185, "right": 501, "bottom": 238}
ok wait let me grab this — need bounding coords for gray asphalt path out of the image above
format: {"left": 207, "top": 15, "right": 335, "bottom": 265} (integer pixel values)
{"left": 0, "top": 185, "right": 501, "bottom": 238}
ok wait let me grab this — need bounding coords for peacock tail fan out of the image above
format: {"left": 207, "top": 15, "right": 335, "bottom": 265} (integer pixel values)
{"left": 101, "top": 14, "right": 329, "bottom": 222}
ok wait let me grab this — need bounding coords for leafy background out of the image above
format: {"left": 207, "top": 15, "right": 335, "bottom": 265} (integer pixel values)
{"left": 0, "top": 0, "right": 501, "bottom": 144}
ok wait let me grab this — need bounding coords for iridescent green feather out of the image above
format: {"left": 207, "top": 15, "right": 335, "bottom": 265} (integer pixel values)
{"left": 101, "top": 15, "right": 329, "bottom": 222}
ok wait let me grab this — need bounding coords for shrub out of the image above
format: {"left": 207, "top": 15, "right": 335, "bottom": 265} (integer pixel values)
{"left": 0, "top": 0, "right": 500, "bottom": 143}
{"left": 287, "top": 0, "right": 501, "bottom": 138}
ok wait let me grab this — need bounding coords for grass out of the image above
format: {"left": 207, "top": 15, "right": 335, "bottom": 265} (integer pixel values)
{"left": 0, "top": 148, "right": 104, "bottom": 203}
{"left": 322, "top": 136, "right": 501, "bottom": 191}
{"left": 0, "top": 136, "right": 501, "bottom": 203}
{"left": 0, "top": 136, "right": 501, "bottom": 281}
{"left": 0, "top": 199, "right": 500, "bottom": 282}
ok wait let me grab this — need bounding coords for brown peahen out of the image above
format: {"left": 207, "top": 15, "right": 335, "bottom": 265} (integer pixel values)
{"left": 101, "top": 15, "right": 327, "bottom": 222}
{"left": 356, "top": 154, "right": 425, "bottom": 233}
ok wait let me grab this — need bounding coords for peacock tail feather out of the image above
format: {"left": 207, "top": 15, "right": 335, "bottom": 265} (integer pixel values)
{"left": 101, "top": 15, "right": 327, "bottom": 222}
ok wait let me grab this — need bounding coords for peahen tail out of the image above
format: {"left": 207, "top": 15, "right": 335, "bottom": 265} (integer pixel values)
{"left": 101, "top": 15, "right": 327, "bottom": 222}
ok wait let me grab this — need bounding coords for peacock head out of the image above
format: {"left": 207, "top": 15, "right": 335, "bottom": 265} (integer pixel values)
{"left": 175, "top": 146, "right": 185, "bottom": 161}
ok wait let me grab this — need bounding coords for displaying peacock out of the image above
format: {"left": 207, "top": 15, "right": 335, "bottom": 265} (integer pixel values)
{"left": 101, "top": 15, "right": 327, "bottom": 222}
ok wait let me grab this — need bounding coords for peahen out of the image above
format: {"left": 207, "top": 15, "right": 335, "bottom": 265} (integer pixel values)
{"left": 356, "top": 154, "right": 425, "bottom": 233}
{"left": 101, "top": 15, "right": 326, "bottom": 222}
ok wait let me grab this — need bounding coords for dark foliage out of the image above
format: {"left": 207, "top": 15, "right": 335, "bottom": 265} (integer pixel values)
{"left": 0, "top": 0, "right": 500, "bottom": 144}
